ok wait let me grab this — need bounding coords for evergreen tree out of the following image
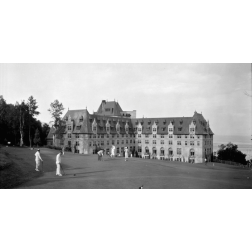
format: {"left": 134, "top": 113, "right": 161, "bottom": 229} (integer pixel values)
{"left": 33, "top": 128, "right": 41, "bottom": 147}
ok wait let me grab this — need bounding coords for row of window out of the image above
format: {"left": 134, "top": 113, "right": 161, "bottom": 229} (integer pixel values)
{"left": 136, "top": 147, "right": 195, "bottom": 157}
{"left": 137, "top": 140, "right": 201, "bottom": 146}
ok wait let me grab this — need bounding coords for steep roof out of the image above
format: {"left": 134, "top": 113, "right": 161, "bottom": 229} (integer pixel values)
{"left": 96, "top": 100, "right": 123, "bottom": 116}
{"left": 46, "top": 127, "right": 56, "bottom": 139}
{"left": 53, "top": 109, "right": 214, "bottom": 136}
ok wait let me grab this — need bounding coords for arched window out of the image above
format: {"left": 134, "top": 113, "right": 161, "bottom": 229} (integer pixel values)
{"left": 152, "top": 147, "right": 157, "bottom": 155}
{"left": 160, "top": 147, "right": 165, "bottom": 156}
{"left": 168, "top": 148, "right": 173, "bottom": 156}
{"left": 145, "top": 146, "right": 149, "bottom": 154}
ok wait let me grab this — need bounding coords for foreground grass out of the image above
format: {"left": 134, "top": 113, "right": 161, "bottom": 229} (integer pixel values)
{"left": 0, "top": 147, "right": 41, "bottom": 189}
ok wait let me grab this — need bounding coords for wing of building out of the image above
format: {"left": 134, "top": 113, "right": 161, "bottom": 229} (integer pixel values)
{"left": 47, "top": 100, "right": 214, "bottom": 163}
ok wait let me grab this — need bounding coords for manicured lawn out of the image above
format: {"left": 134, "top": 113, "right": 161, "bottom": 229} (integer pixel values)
{"left": 1, "top": 147, "right": 252, "bottom": 189}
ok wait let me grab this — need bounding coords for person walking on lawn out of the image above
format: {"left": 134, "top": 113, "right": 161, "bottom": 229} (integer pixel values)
{"left": 97, "top": 149, "right": 104, "bottom": 161}
{"left": 35, "top": 149, "right": 43, "bottom": 171}
{"left": 124, "top": 147, "right": 129, "bottom": 161}
{"left": 56, "top": 151, "right": 63, "bottom": 176}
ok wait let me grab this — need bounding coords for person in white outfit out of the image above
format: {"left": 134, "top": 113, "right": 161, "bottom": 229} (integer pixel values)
{"left": 34, "top": 149, "right": 43, "bottom": 171}
{"left": 56, "top": 151, "right": 63, "bottom": 176}
{"left": 111, "top": 145, "right": 115, "bottom": 158}
{"left": 124, "top": 147, "right": 129, "bottom": 161}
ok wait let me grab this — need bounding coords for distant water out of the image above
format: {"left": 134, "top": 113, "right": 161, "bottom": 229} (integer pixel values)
{"left": 213, "top": 135, "right": 252, "bottom": 160}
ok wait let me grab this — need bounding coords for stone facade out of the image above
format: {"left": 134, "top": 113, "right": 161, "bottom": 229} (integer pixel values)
{"left": 48, "top": 100, "right": 214, "bottom": 163}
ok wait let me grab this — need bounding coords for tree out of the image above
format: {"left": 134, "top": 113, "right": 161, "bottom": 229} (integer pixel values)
{"left": 48, "top": 100, "right": 65, "bottom": 128}
{"left": 27, "top": 96, "right": 40, "bottom": 148}
{"left": 41, "top": 123, "right": 50, "bottom": 145}
{"left": 217, "top": 142, "right": 247, "bottom": 165}
{"left": 33, "top": 128, "right": 41, "bottom": 147}
{"left": 17, "top": 101, "right": 28, "bottom": 147}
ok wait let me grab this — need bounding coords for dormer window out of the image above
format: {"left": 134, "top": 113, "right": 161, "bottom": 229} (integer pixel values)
{"left": 169, "top": 128, "right": 173, "bottom": 132}
{"left": 162, "top": 127, "right": 165, "bottom": 131}
{"left": 79, "top": 116, "right": 83, "bottom": 122}
{"left": 178, "top": 127, "right": 182, "bottom": 131}
{"left": 76, "top": 126, "right": 81, "bottom": 130}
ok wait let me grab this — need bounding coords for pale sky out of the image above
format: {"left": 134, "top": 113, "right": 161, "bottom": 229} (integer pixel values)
{"left": 0, "top": 63, "right": 251, "bottom": 137}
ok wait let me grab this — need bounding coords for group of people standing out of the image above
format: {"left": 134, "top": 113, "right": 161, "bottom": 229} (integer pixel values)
{"left": 97, "top": 145, "right": 130, "bottom": 161}
{"left": 34, "top": 149, "right": 64, "bottom": 176}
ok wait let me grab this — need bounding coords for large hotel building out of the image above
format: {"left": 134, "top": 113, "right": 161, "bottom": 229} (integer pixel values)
{"left": 47, "top": 100, "right": 214, "bottom": 163}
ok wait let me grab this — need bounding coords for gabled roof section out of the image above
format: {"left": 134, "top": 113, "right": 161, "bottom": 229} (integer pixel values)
{"left": 192, "top": 111, "right": 214, "bottom": 135}
{"left": 46, "top": 127, "right": 56, "bottom": 139}
{"left": 96, "top": 100, "right": 123, "bottom": 116}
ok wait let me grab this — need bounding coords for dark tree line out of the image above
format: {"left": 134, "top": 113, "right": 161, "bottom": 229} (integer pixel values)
{"left": 217, "top": 142, "right": 247, "bottom": 165}
{"left": 0, "top": 95, "right": 50, "bottom": 147}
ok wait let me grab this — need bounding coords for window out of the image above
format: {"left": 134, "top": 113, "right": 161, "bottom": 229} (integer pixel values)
{"left": 68, "top": 126, "right": 71, "bottom": 130}
{"left": 153, "top": 134, "right": 156, "bottom": 138}
{"left": 185, "top": 141, "right": 187, "bottom": 146}
{"left": 177, "top": 148, "right": 181, "bottom": 155}
{"left": 177, "top": 141, "right": 181, "bottom": 145}
{"left": 101, "top": 141, "right": 104, "bottom": 146}
{"left": 197, "top": 141, "right": 200, "bottom": 146}
{"left": 130, "top": 140, "right": 132, "bottom": 144}
{"left": 101, "top": 135, "right": 104, "bottom": 138}
{"left": 185, "top": 135, "right": 188, "bottom": 138}
{"left": 160, "top": 148, "right": 165, "bottom": 156}
{"left": 145, "top": 147, "right": 149, "bottom": 154}
{"left": 117, "top": 134, "right": 120, "bottom": 138}
{"left": 190, "top": 149, "right": 195, "bottom": 156}
{"left": 93, "top": 126, "right": 96, "bottom": 131}
{"left": 106, "top": 134, "right": 109, "bottom": 138}
{"left": 76, "top": 126, "right": 81, "bottom": 130}
{"left": 161, "top": 140, "right": 164, "bottom": 144}
{"left": 89, "top": 142, "right": 92, "bottom": 147}
{"left": 76, "top": 141, "right": 79, "bottom": 146}
{"left": 169, "top": 140, "right": 172, "bottom": 145}
{"left": 138, "top": 140, "right": 141, "bottom": 144}
{"left": 117, "top": 140, "right": 119, "bottom": 144}
{"left": 121, "top": 147, "right": 124, "bottom": 153}
{"left": 106, "top": 127, "right": 110, "bottom": 132}
{"left": 126, "top": 134, "right": 129, "bottom": 138}
{"left": 105, "top": 108, "right": 110, "bottom": 111}
{"left": 177, "top": 135, "right": 181, "bottom": 138}
{"left": 107, "top": 141, "right": 109, "bottom": 145}
{"left": 145, "top": 140, "right": 149, "bottom": 144}
{"left": 190, "top": 141, "right": 194, "bottom": 146}
{"left": 153, "top": 148, "right": 157, "bottom": 154}
{"left": 169, "top": 148, "right": 173, "bottom": 155}
{"left": 190, "top": 128, "right": 195, "bottom": 132}
{"left": 178, "top": 127, "right": 182, "bottom": 131}
{"left": 138, "top": 134, "right": 141, "bottom": 138}
{"left": 138, "top": 146, "right": 142, "bottom": 152}
{"left": 68, "top": 134, "right": 71, "bottom": 138}
{"left": 145, "top": 134, "right": 149, "bottom": 138}
{"left": 197, "top": 136, "right": 200, "bottom": 139}
{"left": 161, "top": 135, "right": 164, "bottom": 138}
{"left": 153, "top": 140, "right": 156, "bottom": 144}
{"left": 121, "top": 134, "right": 124, "bottom": 137}
{"left": 97, "top": 135, "right": 100, "bottom": 138}
{"left": 126, "top": 140, "right": 128, "bottom": 144}
{"left": 169, "top": 135, "right": 173, "bottom": 138}
{"left": 190, "top": 135, "right": 194, "bottom": 139}
{"left": 153, "top": 128, "right": 157, "bottom": 132}
{"left": 76, "top": 134, "right": 79, "bottom": 138}
{"left": 112, "top": 140, "right": 115, "bottom": 145}
{"left": 138, "top": 128, "right": 142, "bottom": 132}
{"left": 169, "top": 128, "right": 173, "bottom": 132}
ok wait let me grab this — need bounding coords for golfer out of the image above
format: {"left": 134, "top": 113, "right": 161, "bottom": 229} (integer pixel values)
{"left": 56, "top": 151, "right": 63, "bottom": 176}
{"left": 97, "top": 149, "right": 104, "bottom": 161}
{"left": 124, "top": 147, "right": 129, "bottom": 161}
{"left": 35, "top": 149, "right": 43, "bottom": 171}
